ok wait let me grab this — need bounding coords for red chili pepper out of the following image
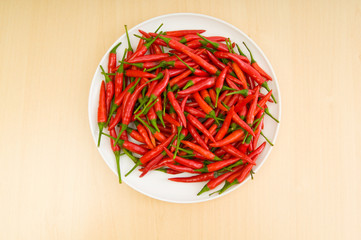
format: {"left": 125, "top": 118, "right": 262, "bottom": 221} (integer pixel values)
{"left": 234, "top": 94, "right": 256, "bottom": 113}
{"left": 169, "top": 172, "right": 216, "bottom": 182}
{"left": 165, "top": 163, "right": 198, "bottom": 174}
{"left": 236, "top": 164, "right": 253, "bottom": 184}
{"left": 177, "top": 77, "right": 216, "bottom": 96}
{"left": 205, "top": 50, "right": 226, "bottom": 70}
{"left": 181, "top": 141, "right": 221, "bottom": 161}
{"left": 232, "top": 112, "right": 255, "bottom": 137}
{"left": 140, "top": 133, "right": 176, "bottom": 164}
{"left": 117, "top": 139, "right": 148, "bottom": 155}
{"left": 192, "top": 92, "right": 218, "bottom": 122}
{"left": 97, "top": 81, "right": 107, "bottom": 146}
{"left": 126, "top": 128, "right": 145, "bottom": 143}
{"left": 134, "top": 120, "right": 154, "bottom": 149}
{"left": 139, "top": 152, "right": 165, "bottom": 177}
{"left": 128, "top": 53, "right": 169, "bottom": 63}
{"left": 184, "top": 106, "right": 207, "bottom": 118}
{"left": 181, "top": 76, "right": 208, "bottom": 90}
{"left": 125, "top": 70, "right": 156, "bottom": 79}
{"left": 243, "top": 42, "right": 272, "bottom": 80}
{"left": 210, "top": 129, "right": 245, "bottom": 148}
{"left": 246, "top": 85, "right": 260, "bottom": 125}
{"left": 180, "top": 95, "right": 189, "bottom": 112}
{"left": 187, "top": 121, "right": 209, "bottom": 150}
{"left": 108, "top": 42, "right": 122, "bottom": 81}
{"left": 163, "top": 113, "right": 181, "bottom": 127}
{"left": 108, "top": 106, "right": 122, "bottom": 130}
{"left": 114, "top": 50, "right": 128, "bottom": 98}
{"left": 163, "top": 147, "right": 203, "bottom": 169}
{"left": 221, "top": 144, "right": 254, "bottom": 164}
{"left": 214, "top": 66, "right": 230, "bottom": 107}
{"left": 232, "top": 62, "right": 248, "bottom": 89}
{"left": 254, "top": 90, "right": 272, "bottom": 116}
{"left": 200, "top": 158, "right": 240, "bottom": 172}
{"left": 214, "top": 51, "right": 265, "bottom": 85}
{"left": 186, "top": 113, "right": 216, "bottom": 143}
{"left": 215, "top": 106, "right": 234, "bottom": 141}
{"left": 167, "top": 91, "right": 187, "bottom": 128}
{"left": 99, "top": 65, "right": 114, "bottom": 116}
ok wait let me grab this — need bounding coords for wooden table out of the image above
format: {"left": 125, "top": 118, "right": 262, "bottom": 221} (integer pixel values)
{"left": 1, "top": 0, "right": 360, "bottom": 239}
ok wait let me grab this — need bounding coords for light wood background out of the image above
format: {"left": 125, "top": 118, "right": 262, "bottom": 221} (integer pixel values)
{"left": 1, "top": 0, "right": 361, "bottom": 239}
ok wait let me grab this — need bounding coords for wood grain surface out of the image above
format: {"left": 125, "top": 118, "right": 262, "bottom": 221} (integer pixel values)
{"left": 1, "top": 0, "right": 360, "bottom": 239}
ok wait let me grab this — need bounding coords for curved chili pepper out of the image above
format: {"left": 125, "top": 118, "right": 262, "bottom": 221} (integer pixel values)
{"left": 215, "top": 106, "right": 234, "bottom": 141}
{"left": 165, "top": 163, "right": 198, "bottom": 174}
{"left": 128, "top": 53, "right": 169, "bottom": 63}
{"left": 214, "top": 51, "right": 264, "bottom": 85}
{"left": 163, "top": 147, "right": 203, "bottom": 169}
{"left": 177, "top": 77, "right": 216, "bottom": 96}
{"left": 140, "top": 133, "right": 176, "bottom": 164}
{"left": 246, "top": 85, "right": 260, "bottom": 125}
{"left": 99, "top": 65, "right": 114, "bottom": 116}
{"left": 198, "top": 158, "right": 240, "bottom": 173}
{"left": 163, "top": 113, "right": 181, "bottom": 127}
{"left": 108, "top": 106, "right": 122, "bottom": 130}
{"left": 186, "top": 113, "right": 216, "bottom": 143}
{"left": 181, "top": 141, "right": 221, "bottom": 161}
{"left": 169, "top": 172, "right": 216, "bottom": 182}
{"left": 134, "top": 121, "right": 154, "bottom": 149}
{"left": 139, "top": 152, "right": 165, "bottom": 177}
{"left": 187, "top": 121, "right": 209, "bottom": 150}
{"left": 243, "top": 42, "right": 272, "bottom": 80}
{"left": 97, "top": 81, "right": 107, "bottom": 146}
{"left": 114, "top": 50, "right": 128, "bottom": 98}
{"left": 192, "top": 92, "right": 218, "bottom": 123}
{"left": 184, "top": 106, "right": 206, "bottom": 118}
{"left": 210, "top": 129, "right": 245, "bottom": 148}
{"left": 108, "top": 42, "right": 122, "bottom": 81}
{"left": 126, "top": 128, "right": 145, "bottom": 143}
{"left": 167, "top": 91, "right": 187, "bottom": 128}
{"left": 221, "top": 144, "right": 254, "bottom": 164}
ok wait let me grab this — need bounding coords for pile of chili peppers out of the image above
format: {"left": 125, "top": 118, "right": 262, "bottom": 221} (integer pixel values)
{"left": 96, "top": 24, "right": 278, "bottom": 196}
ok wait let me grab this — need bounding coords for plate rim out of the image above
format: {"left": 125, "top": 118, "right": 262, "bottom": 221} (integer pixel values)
{"left": 88, "top": 12, "right": 282, "bottom": 203}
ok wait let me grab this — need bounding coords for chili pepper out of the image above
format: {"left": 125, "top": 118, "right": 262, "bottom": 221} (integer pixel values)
{"left": 186, "top": 113, "right": 216, "bottom": 142}
{"left": 214, "top": 66, "right": 230, "bottom": 107}
{"left": 140, "top": 133, "right": 176, "bottom": 164}
{"left": 126, "top": 128, "right": 145, "bottom": 143}
{"left": 163, "top": 148, "right": 203, "bottom": 169}
{"left": 127, "top": 33, "right": 161, "bottom": 62}
{"left": 105, "top": 133, "right": 148, "bottom": 156}
{"left": 215, "top": 106, "right": 234, "bottom": 141}
{"left": 97, "top": 81, "right": 107, "bottom": 146}
{"left": 234, "top": 94, "right": 256, "bottom": 113}
{"left": 197, "top": 158, "right": 240, "bottom": 173}
{"left": 114, "top": 50, "right": 128, "bottom": 98}
{"left": 180, "top": 95, "right": 189, "bottom": 112}
{"left": 163, "top": 113, "right": 181, "bottom": 127}
{"left": 169, "top": 172, "right": 216, "bottom": 182}
{"left": 235, "top": 163, "right": 253, "bottom": 183}
{"left": 108, "top": 106, "right": 122, "bottom": 130}
{"left": 167, "top": 90, "right": 187, "bottom": 128}
{"left": 108, "top": 42, "right": 122, "bottom": 81}
{"left": 254, "top": 90, "right": 272, "bottom": 116}
{"left": 182, "top": 76, "right": 208, "bottom": 90}
{"left": 136, "top": 116, "right": 166, "bottom": 143}
{"left": 128, "top": 53, "right": 169, "bottom": 63}
{"left": 196, "top": 34, "right": 231, "bottom": 52}
{"left": 181, "top": 141, "right": 221, "bottom": 161}
{"left": 232, "top": 112, "right": 255, "bottom": 137}
{"left": 99, "top": 65, "right": 114, "bottom": 116}
{"left": 205, "top": 50, "right": 226, "bottom": 70}
{"left": 184, "top": 106, "right": 207, "bottom": 118}
{"left": 109, "top": 128, "right": 122, "bottom": 183}
{"left": 141, "top": 69, "right": 168, "bottom": 111}
{"left": 231, "top": 62, "right": 248, "bottom": 89}
{"left": 199, "top": 89, "right": 214, "bottom": 108}
{"left": 192, "top": 92, "right": 218, "bottom": 124}
{"left": 134, "top": 121, "right": 154, "bottom": 149}
{"left": 246, "top": 85, "right": 260, "bottom": 125}
{"left": 187, "top": 120, "right": 209, "bottom": 150}
{"left": 210, "top": 129, "right": 245, "bottom": 148}
{"left": 139, "top": 152, "right": 165, "bottom": 177}
{"left": 147, "top": 106, "right": 160, "bottom": 132}
{"left": 154, "top": 96, "right": 165, "bottom": 127}
{"left": 197, "top": 165, "right": 243, "bottom": 195}
{"left": 165, "top": 163, "right": 198, "bottom": 174}
{"left": 214, "top": 51, "right": 264, "bottom": 85}
{"left": 243, "top": 42, "right": 272, "bottom": 80}
{"left": 125, "top": 70, "right": 156, "bottom": 79}
{"left": 221, "top": 144, "right": 254, "bottom": 164}
{"left": 177, "top": 77, "right": 216, "bottom": 96}
{"left": 118, "top": 77, "right": 157, "bottom": 137}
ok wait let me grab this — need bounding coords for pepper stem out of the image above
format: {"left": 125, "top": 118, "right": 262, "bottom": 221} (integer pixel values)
{"left": 236, "top": 43, "right": 247, "bottom": 57}
{"left": 264, "top": 107, "right": 279, "bottom": 123}
{"left": 124, "top": 25, "right": 133, "bottom": 52}
{"left": 174, "top": 54, "right": 195, "bottom": 73}
{"left": 125, "top": 161, "right": 141, "bottom": 177}
{"left": 261, "top": 131, "right": 274, "bottom": 146}
{"left": 242, "top": 42, "right": 255, "bottom": 64}
{"left": 182, "top": 80, "right": 194, "bottom": 90}
{"left": 115, "top": 151, "right": 122, "bottom": 183}
{"left": 215, "top": 88, "right": 220, "bottom": 107}
{"left": 115, "top": 124, "right": 128, "bottom": 146}
{"left": 97, "top": 122, "right": 104, "bottom": 147}
{"left": 110, "top": 42, "right": 122, "bottom": 54}
{"left": 196, "top": 33, "right": 219, "bottom": 49}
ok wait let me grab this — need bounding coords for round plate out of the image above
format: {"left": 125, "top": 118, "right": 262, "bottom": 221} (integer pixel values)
{"left": 88, "top": 13, "right": 281, "bottom": 203}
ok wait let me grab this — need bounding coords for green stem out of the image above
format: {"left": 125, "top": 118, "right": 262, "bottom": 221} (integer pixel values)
{"left": 154, "top": 23, "right": 163, "bottom": 33}
{"left": 264, "top": 107, "right": 279, "bottom": 123}
{"left": 114, "top": 151, "right": 122, "bottom": 183}
{"left": 174, "top": 54, "right": 195, "bottom": 73}
{"left": 260, "top": 131, "right": 274, "bottom": 146}
{"left": 225, "top": 89, "right": 248, "bottom": 97}
{"left": 197, "top": 184, "right": 210, "bottom": 196}
{"left": 261, "top": 82, "right": 277, "bottom": 103}
{"left": 236, "top": 43, "right": 247, "bottom": 57}
{"left": 124, "top": 25, "right": 133, "bottom": 52}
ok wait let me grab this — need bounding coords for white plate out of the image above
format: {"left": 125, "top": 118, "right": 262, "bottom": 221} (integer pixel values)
{"left": 88, "top": 13, "right": 281, "bottom": 203}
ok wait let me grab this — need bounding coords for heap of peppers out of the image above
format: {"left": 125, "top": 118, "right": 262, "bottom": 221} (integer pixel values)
{"left": 96, "top": 24, "right": 278, "bottom": 196}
